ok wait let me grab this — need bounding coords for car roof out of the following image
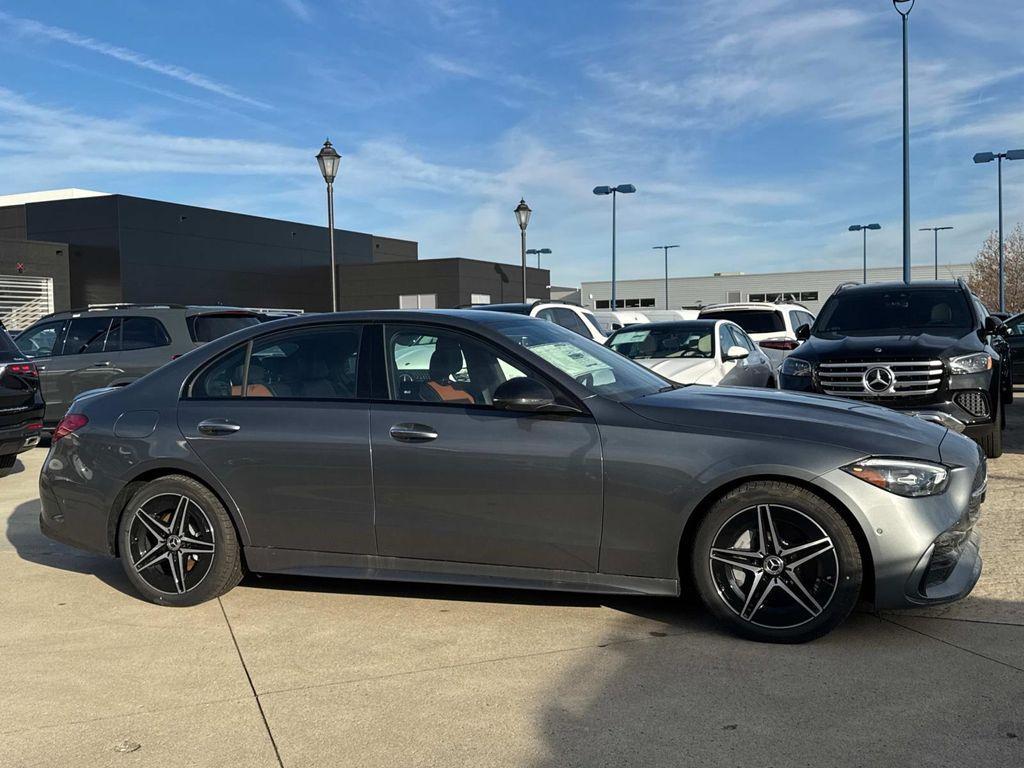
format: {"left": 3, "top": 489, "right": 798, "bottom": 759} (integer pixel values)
{"left": 700, "top": 303, "right": 792, "bottom": 311}
{"left": 37, "top": 305, "right": 263, "bottom": 321}
{"left": 609, "top": 319, "right": 718, "bottom": 334}
{"left": 834, "top": 280, "right": 964, "bottom": 294}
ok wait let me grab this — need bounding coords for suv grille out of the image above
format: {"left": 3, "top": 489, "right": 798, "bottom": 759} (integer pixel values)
{"left": 816, "top": 359, "right": 944, "bottom": 398}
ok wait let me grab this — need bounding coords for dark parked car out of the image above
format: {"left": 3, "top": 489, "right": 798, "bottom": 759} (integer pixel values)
{"left": 15, "top": 304, "right": 262, "bottom": 426}
{"left": 40, "top": 310, "right": 985, "bottom": 643}
{"left": 780, "top": 280, "right": 1007, "bottom": 458}
{"left": 0, "top": 322, "right": 44, "bottom": 470}
{"left": 1001, "top": 312, "right": 1024, "bottom": 386}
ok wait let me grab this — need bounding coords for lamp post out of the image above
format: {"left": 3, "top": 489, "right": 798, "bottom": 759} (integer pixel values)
{"left": 848, "top": 224, "right": 881, "bottom": 284}
{"left": 514, "top": 199, "right": 532, "bottom": 302}
{"left": 593, "top": 184, "right": 636, "bottom": 309}
{"left": 919, "top": 226, "right": 954, "bottom": 280}
{"left": 974, "top": 150, "right": 1024, "bottom": 312}
{"left": 652, "top": 245, "right": 679, "bottom": 309}
{"left": 894, "top": 0, "right": 914, "bottom": 283}
{"left": 526, "top": 247, "right": 551, "bottom": 269}
{"left": 316, "top": 139, "right": 342, "bottom": 311}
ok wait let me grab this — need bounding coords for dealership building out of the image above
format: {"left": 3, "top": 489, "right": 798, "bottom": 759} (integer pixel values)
{"left": 581, "top": 262, "right": 974, "bottom": 314}
{"left": 0, "top": 189, "right": 550, "bottom": 327}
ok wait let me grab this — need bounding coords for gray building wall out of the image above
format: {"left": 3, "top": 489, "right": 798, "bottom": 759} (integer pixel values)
{"left": 581, "top": 263, "right": 974, "bottom": 314}
{"left": 0, "top": 238, "right": 72, "bottom": 311}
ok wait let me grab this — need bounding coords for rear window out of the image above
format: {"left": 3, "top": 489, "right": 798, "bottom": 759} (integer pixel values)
{"left": 700, "top": 309, "right": 785, "bottom": 334}
{"left": 187, "top": 313, "right": 261, "bottom": 343}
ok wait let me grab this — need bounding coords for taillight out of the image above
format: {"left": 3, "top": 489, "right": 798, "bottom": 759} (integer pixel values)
{"left": 53, "top": 413, "right": 88, "bottom": 442}
{"left": 27, "top": 422, "right": 42, "bottom": 431}
{"left": 7, "top": 362, "right": 38, "bottom": 377}
{"left": 759, "top": 339, "right": 800, "bottom": 351}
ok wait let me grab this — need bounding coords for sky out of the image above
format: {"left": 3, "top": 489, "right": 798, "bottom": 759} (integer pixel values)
{"left": 0, "top": 0, "right": 1023, "bottom": 288}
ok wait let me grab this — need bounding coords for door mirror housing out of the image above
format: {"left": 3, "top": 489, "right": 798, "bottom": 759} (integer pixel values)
{"left": 493, "top": 377, "right": 562, "bottom": 412}
{"left": 795, "top": 323, "right": 811, "bottom": 341}
{"left": 724, "top": 345, "right": 750, "bottom": 361}
{"left": 983, "top": 315, "right": 1004, "bottom": 337}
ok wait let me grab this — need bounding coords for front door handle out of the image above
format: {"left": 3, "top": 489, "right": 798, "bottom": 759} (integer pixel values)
{"left": 197, "top": 419, "right": 241, "bottom": 436}
{"left": 389, "top": 423, "right": 438, "bottom": 443}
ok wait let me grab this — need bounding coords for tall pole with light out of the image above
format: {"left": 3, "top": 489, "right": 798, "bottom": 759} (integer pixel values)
{"left": 653, "top": 245, "right": 679, "bottom": 309}
{"left": 526, "top": 247, "right": 551, "bottom": 269}
{"left": 894, "top": 0, "right": 914, "bottom": 284}
{"left": 918, "top": 226, "right": 954, "bottom": 280}
{"left": 974, "top": 150, "right": 1024, "bottom": 312}
{"left": 848, "top": 223, "right": 881, "bottom": 284}
{"left": 316, "top": 139, "right": 341, "bottom": 311}
{"left": 593, "top": 184, "right": 636, "bottom": 309}
{"left": 514, "top": 199, "right": 532, "bottom": 302}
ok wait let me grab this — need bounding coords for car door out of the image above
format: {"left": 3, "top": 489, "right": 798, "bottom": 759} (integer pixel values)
{"left": 104, "top": 316, "right": 175, "bottom": 384}
{"left": 14, "top": 318, "right": 68, "bottom": 422}
{"left": 369, "top": 322, "right": 604, "bottom": 572}
{"left": 178, "top": 323, "right": 376, "bottom": 554}
{"left": 36, "top": 316, "right": 113, "bottom": 423}
{"left": 1003, "top": 313, "right": 1024, "bottom": 385}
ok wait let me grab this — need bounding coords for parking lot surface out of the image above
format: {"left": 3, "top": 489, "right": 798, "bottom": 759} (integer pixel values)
{"left": 3, "top": 410, "right": 1023, "bottom": 768}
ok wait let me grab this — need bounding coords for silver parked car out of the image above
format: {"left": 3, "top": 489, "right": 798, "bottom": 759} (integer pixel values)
{"left": 39, "top": 310, "right": 983, "bottom": 642}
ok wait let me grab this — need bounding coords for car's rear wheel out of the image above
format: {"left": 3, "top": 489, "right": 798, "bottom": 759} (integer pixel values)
{"left": 118, "top": 475, "right": 243, "bottom": 606}
{"left": 692, "top": 481, "right": 862, "bottom": 643}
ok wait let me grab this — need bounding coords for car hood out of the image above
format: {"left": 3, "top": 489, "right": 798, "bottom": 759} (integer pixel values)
{"left": 638, "top": 358, "right": 717, "bottom": 383}
{"left": 626, "top": 385, "right": 946, "bottom": 462}
{"left": 801, "top": 331, "right": 977, "bottom": 360}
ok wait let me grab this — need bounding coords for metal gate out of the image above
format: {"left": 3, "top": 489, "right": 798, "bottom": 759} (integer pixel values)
{"left": 0, "top": 275, "right": 54, "bottom": 331}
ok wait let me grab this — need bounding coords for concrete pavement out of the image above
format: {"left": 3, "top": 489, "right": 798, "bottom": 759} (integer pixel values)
{"left": 2, "top": 411, "right": 1023, "bottom": 767}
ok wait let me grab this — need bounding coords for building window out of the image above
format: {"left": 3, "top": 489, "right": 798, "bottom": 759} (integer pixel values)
{"left": 470, "top": 293, "right": 491, "bottom": 305}
{"left": 749, "top": 293, "right": 766, "bottom": 302}
{"left": 640, "top": 298, "right": 656, "bottom": 307}
{"left": 800, "top": 292, "right": 818, "bottom": 302}
{"left": 399, "top": 294, "right": 437, "bottom": 309}
{"left": 595, "top": 300, "right": 610, "bottom": 309}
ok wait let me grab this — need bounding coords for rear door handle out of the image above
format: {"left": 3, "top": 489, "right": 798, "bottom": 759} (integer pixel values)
{"left": 389, "top": 423, "right": 438, "bottom": 442}
{"left": 197, "top": 419, "right": 241, "bottom": 436}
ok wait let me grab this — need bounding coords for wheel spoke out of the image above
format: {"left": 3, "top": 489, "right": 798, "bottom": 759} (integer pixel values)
{"left": 168, "top": 551, "right": 186, "bottom": 594}
{"left": 739, "top": 571, "right": 775, "bottom": 621}
{"left": 710, "top": 547, "right": 762, "bottom": 572}
{"left": 777, "top": 573, "right": 822, "bottom": 618}
{"left": 168, "top": 495, "right": 190, "bottom": 537}
{"left": 784, "top": 538, "right": 835, "bottom": 570}
{"left": 134, "top": 543, "right": 169, "bottom": 571}
{"left": 136, "top": 508, "right": 169, "bottom": 540}
{"left": 757, "top": 504, "right": 781, "bottom": 555}
{"left": 179, "top": 536, "right": 215, "bottom": 555}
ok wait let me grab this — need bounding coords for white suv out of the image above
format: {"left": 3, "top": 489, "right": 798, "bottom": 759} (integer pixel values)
{"left": 698, "top": 302, "right": 815, "bottom": 369}
{"left": 469, "top": 301, "right": 608, "bottom": 343}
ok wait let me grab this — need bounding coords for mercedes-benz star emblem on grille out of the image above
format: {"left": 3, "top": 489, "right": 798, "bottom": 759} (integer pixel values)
{"left": 863, "top": 366, "right": 895, "bottom": 393}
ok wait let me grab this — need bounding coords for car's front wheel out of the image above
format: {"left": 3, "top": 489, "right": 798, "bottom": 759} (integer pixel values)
{"left": 118, "top": 475, "right": 243, "bottom": 606}
{"left": 692, "top": 481, "right": 862, "bottom": 643}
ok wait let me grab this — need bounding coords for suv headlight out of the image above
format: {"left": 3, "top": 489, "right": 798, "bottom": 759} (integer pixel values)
{"left": 842, "top": 458, "right": 949, "bottom": 497}
{"left": 950, "top": 353, "right": 992, "bottom": 375}
{"left": 780, "top": 357, "right": 812, "bottom": 377}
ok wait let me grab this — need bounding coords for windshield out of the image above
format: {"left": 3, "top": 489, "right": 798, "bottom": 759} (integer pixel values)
{"left": 608, "top": 326, "right": 714, "bottom": 360}
{"left": 493, "top": 319, "right": 669, "bottom": 401}
{"left": 815, "top": 289, "right": 973, "bottom": 337}
{"left": 700, "top": 309, "right": 784, "bottom": 334}
{"left": 187, "top": 313, "right": 261, "bottom": 343}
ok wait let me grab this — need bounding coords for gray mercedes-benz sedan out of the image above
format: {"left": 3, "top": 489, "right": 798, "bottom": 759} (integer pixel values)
{"left": 39, "top": 310, "right": 984, "bottom": 642}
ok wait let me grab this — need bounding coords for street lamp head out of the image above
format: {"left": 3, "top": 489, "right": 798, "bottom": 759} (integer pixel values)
{"left": 593, "top": 186, "right": 612, "bottom": 195}
{"left": 973, "top": 152, "right": 996, "bottom": 164}
{"left": 848, "top": 225, "right": 863, "bottom": 232}
{"left": 614, "top": 184, "right": 637, "bottom": 194}
{"left": 893, "top": 0, "right": 914, "bottom": 16}
{"left": 1006, "top": 149, "right": 1024, "bottom": 161}
{"left": 316, "top": 139, "right": 341, "bottom": 184}
{"left": 538, "top": 248, "right": 551, "bottom": 255}
{"left": 867, "top": 223, "right": 881, "bottom": 230}
{"left": 514, "top": 198, "right": 532, "bottom": 231}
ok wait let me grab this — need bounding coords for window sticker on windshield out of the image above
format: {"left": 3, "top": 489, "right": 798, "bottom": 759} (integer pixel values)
{"left": 529, "top": 342, "right": 611, "bottom": 377}
{"left": 612, "top": 330, "right": 649, "bottom": 344}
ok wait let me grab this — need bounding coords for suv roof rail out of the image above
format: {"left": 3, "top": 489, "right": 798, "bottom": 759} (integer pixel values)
{"left": 831, "top": 281, "right": 861, "bottom": 296}
{"left": 35, "top": 302, "right": 245, "bottom": 322}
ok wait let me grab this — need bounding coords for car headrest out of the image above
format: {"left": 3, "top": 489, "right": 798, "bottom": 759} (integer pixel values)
{"left": 429, "top": 341, "right": 463, "bottom": 380}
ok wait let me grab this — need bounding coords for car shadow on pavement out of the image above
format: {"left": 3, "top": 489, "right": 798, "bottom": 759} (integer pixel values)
{"left": 5, "top": 499, "right": 139, "bottom": 599}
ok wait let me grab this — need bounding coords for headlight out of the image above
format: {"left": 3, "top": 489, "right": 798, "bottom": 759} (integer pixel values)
{"left": 781, "top": 357, "right": 812, "bottom": 377}
{"left": 949, "top": 353, "right": 992, "bottom": 375}
{"left": 842, "top": 458, "right": 949, "bottom": 497}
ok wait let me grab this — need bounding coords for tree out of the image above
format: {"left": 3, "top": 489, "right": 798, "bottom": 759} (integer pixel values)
{"left": 967, "top": 224, "right": 1024, "bottom": 313}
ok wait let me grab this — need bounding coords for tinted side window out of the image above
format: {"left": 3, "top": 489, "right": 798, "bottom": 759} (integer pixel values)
{"left": 191, "top": 345, "right": 248, "bottom": 399}
{"left": 63, "top": 317, "right": 112, "bottom": 355}
{"left": 16, "top": 319, "right": 67, "bottom": 357}
{"left": 188, "top": 313, "right": 262, "bottom": 342}
{"left": 701, "top": 310, "right": 785, "bottom": 334}
{"left": 249, "top": 326, "right": 362, "bottom": 399}
{"left": 106, "top": 317, "right": 172, "bottom": 352}
{"left": 729, "top": 326, "right": 755, "bottom": 351}
{"left": 548, "top": 308, "right": 589, "bottom": 336}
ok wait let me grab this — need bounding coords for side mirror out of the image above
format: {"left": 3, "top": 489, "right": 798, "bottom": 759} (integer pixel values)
{"left": 724, "top": 345, "right": 750, "bottom": 361}
{"left": 795, "top": 323, "right": 811, "bottom": 341}
{"left": 493, "top": 377, "right": 558, "bottom": 412}
{"left": 984, "top": 315, "right": 1004, "bottom": 336}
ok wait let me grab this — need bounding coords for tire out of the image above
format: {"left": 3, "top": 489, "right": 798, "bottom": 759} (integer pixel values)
{"left": 979, "top": 415, "right": 1003, "bottom": 459}
{"left": 691, "top": 481, "right": 862, "bottom": 643}
{"left": 118, "top": 475, "right": 243, "bottom": 606}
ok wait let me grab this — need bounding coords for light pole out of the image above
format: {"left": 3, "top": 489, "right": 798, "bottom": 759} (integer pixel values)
{"left": 919, "top": 226, "right": 954, "bottom": 279}
{"left": 974, "top": 150, "right": 1024, "bottom": 311}
{"left": 653, "top": 245, "right": 679, "bottom": 309}
{"left": 514, "top": 199, "right": 532, "bottom": 302}
{"left": 593, "top": 184, "right": 636, "bottom": 309}
{"left": 848, "top": 223, "right": 881, "bottom": 283}
{"left": 316, "top": 139, "right": 341, "bottom": 311}
{"left": 894, "top": 0, "right": 914, "bottom": 284}
{"left": 526, "top": 248, "right": 551, "bottom": 269}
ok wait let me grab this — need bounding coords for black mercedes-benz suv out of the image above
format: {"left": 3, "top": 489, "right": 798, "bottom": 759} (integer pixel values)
{"left": 0, "top": 321, "right": 44, "bottom": 470}
{"left": 779, "top": 279, "right": 1006, "bottom": 458}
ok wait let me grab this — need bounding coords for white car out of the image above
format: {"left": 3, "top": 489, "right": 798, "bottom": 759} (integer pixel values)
{"left": 605, "top": 319, "right": 776, "bottom": 388}
{"left": 592, "top": 310, "right": 650, "bottom": 332}
{"left": 469, "top": 301, "right": 607, "bottom": 343}
{"left": 698, "top": 301, "right": 815, "bottom": 369}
